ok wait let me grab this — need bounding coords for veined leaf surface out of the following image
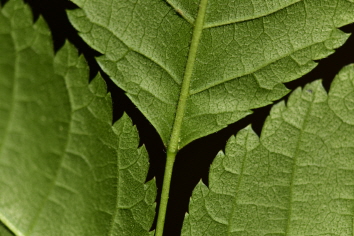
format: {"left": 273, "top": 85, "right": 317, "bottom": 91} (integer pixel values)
{"left": 0, "top": 0, "right": 156, "bottom": 235}
{"left": 182, "top": 65, "right": 354, "bottom": 235}
{"left": 68, "top": 0, "right": 354, "bottom": 148}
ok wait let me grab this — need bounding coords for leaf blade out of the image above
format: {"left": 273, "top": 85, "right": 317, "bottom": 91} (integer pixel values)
{"left": 68, "top": 0, "right": 354, "bottom": 148}
{"left": 182, "top": 65, "right": 354, "bottom": 235}
{"left": 0, "top": 1, "right": 156, "bottom": 235}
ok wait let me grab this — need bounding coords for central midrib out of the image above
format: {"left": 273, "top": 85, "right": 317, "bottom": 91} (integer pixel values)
{"left": 167, "top": 0, "right": 208, "bottom": 154}
{"left": 155, "top": 1, "right": 208, "bottom": 235}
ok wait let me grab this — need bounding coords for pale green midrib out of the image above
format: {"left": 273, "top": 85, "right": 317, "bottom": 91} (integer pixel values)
{"left": 155, "top": 1, "right": 208, "bottom": 235}
{"left": 189, "top": 39, "right": 335, "bottom": 95}
{"left": 166, "top": 0, "right": 208, "bottom": 153}
{"left": 203, "top": 0, "right": 301, "bottom": 29}
{"left": 284, "top": 93, "right": 315, "bottom": 235}
{"left": 226, "top": 135, "right": 249, "bottom": 236}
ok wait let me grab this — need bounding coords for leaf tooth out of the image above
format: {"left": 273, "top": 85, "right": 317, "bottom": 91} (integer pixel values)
{"left": 329, "top": 64, "right": 354, "bottom": 125}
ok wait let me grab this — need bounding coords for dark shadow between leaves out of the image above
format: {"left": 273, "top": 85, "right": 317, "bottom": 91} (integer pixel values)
{"left": 8, "top": 1, "right": 354, "bottom": 235}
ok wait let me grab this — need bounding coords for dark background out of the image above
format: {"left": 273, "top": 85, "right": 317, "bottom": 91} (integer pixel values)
{"left": 2, "top": 0, "right": 354, "bottom": 235}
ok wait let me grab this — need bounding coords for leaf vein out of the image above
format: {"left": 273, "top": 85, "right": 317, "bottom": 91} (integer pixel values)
{"left": 190, "top": 39, "right": 331, "bottom": 95}
{"left": 25, "top": 74, "right": 73, "bottom": 235}
{"left": 203, "top": 0, "right": 303, "bottom": 29}
{"left": 83, "top": 19, "right": 180, "bottom": 85}
{"left": 283, "top": 93, "right": 315, "bottom": 235}
{"left": 165, "top": 0, "right": 195, "bottom": 25}
{"left": 226, "top": 133, "right": 250, "bottom": 236}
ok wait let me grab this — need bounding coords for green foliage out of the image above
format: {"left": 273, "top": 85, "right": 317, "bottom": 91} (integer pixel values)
{"left": 0, "top": 1, "right": 155, "bottom": 235}
{"left": 1, "top": 0, "right": 354, "bottom": 235}
{"left": 182, "top": 65, "right": 354, "bottom": 235}
{"left": 67, "top": 0, "right": 354, "bottom": 148}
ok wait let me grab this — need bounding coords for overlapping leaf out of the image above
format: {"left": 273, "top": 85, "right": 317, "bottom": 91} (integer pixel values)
{"left": 68, "top": 0, "right": 354, "bottom": 148}
{"left": 0, "top": 0, "right": 156, "bottom": 235}
{"left": 0, "top": 223, "right": 13, "bottom": 236}
{"left": 182, "top": 65, "right": 354, "bottom": 235}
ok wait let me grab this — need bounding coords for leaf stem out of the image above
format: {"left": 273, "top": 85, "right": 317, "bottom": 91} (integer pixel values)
{"left": 155, "top": 0, "right": 208, "bottom": 235}
{"left": 155, "top": 150, "right": 176, "bottom": 236}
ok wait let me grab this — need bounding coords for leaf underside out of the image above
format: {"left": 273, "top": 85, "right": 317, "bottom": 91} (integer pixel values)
{"left": 68, "top": 0, "right": 354, "bottom": 148}
{"left": 0, "top": 0, "right": 156, "bottom": 235}
{"left": 182, "top": 65, "right": 354, "bottom": 236}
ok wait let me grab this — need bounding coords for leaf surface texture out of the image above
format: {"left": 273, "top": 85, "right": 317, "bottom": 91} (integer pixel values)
{"left": 68, "top": 0, "right": 354, "bottom": 148}
{"left": 182, "top": 65, "right": 354, "bottom": 235}
{"left": 0, "top": 1, "right": 156, "bottom": 235}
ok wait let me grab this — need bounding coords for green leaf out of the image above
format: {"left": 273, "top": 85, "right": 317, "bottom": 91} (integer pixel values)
{"left": 0, "top": 223, "right": 14, "bottom": 236}
{"left": 182, "top": 65, "right": 354, "bottom": 235}
{"left": 68, "top": 0, "right": 354, "bottom": 148}
{"left": 0, "top": 0, "right": 156, "bottom": 235}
